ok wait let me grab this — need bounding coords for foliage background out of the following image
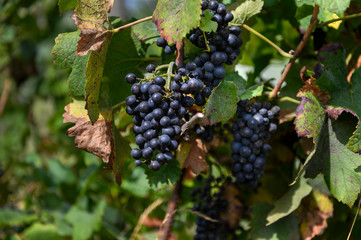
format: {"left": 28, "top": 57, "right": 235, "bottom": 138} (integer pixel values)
{"left": 1, "top": 0, "right": 361, "bottom": 239}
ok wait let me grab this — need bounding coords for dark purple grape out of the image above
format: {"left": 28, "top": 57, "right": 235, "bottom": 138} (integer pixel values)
{"left": 150, "top": 161, "right": 160, "bottom": 170}
{"left": 146, "top": 64, "right": 156, "bottom": 73}
{"left": 131, "top": 149, "right": 142, "bottom": 159}
{"left": 125, "top": 73, "right": 137, "bottom": 84}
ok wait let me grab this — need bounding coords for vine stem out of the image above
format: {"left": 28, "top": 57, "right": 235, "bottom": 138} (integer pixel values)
{"left": 318, "top": 12, "right": 361, "bottom": 28}
{"left": 111, "top": 16, "right": 153, "bottom": 33}
{"left": 159, "top": 169, "right": 186, "bottom": 240}
{"left": 0, "top": 77, "right": 11, "bottom": 117}
{"left": 270, "top": 5, "right": 320, "bottom": 99}
{"left": 111, "top": 101, "right": 125, "bottom": 110}
{"left": 235, "top": 24, "right": 293, "bottom": 59}
{"left": 347, "top": 197, "right": 361, "bottom": 240}
{"left": 129, "top": 199, "right": 164, "bottom": 240}
{"left": 166, "top": 62, "right": 175, "bottom": 90}
{"left": 175, "top": 40, "right": 185, "bottom": 68}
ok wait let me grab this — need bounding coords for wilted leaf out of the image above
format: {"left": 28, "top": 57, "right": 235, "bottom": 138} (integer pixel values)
{"left": 183, "top": 138, "right": 208, "bottom": 175}
{"left": 266, "top": 175, "right": 312, "bottom": 225}
{"left": 232, "top": 0, "right": 264, "bottom": 24}
{"left": 152, "top": 0, "right": 202, "bottom": 44}
{"left": 298, "top": 190, "right": 333, "bottom": 240}
{"left": 294, "top": 92, "right": 325, "bottom": 141}
{"left": 220, "top": 183, "right": 243, "bottom": 228}
{"left": 297, "top": 78, "right": 329, "bottom": 105}
{"left": 200, "top": 10, "right": 218, "bottom": 33}
{"left": 52, "top": 31, "right": 89, "bottom": 99}
{"left": 63, "top": 100, "right": 130, "bottom": 185}
{"left": 71, "top": 0, "right": 114, "bottom": 55}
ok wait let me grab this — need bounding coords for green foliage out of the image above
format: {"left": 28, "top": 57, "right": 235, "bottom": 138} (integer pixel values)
{"left": 132, "top": 21, "right": 160, "bottom": 44}
{"left": 232, "top": 0, "right": 264, "bottom": 24}
{"left": 200, "top": 10, "right": 218, "bottom": 32}
{"left": 142, "top": 159, "right": 182, "bottom": 189}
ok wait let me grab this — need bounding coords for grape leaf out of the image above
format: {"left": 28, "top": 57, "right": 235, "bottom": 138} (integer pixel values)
{"left": 63, "top": 100, "right": 130, "bottom": 185}
{"left": 58, "top": 0, "right": 77, "bottom": 14}
{"left": 132, "top": 21, "right": 159, "bottom": 45}
{"left": 52, "top": 31, "right": 89, "bottom": 99}
{"left": 71, "top": 0, "right": 114, "bottom": 55}
{"left": 152, "top": 0, "right": 202, "bottom": 44}
{"left": 65, "top": 199, "right": 106, "bottom": 240}
{"left": 232, "top": 0, "right": 264, "bottom": 24}
{"left": 200, "top": 10, "right": 218, "bottom": 33}
{"left": 294, "top": 92, "right": 325, "bottom": 141}
{"left": 21, "top": 223, "right": 63, "bottom": 240}
{"left": 203, "top": 79, "right": 239, "bottom": 124}
{"left": 250, "top": 202, "right": 300, "bottom": 240}
{"left": 142, "top": 160, "right": 182, "bottom": 189}
{"left": 317, "top": 48, "right": 361, "bottom": 153}
{"left": 226, "top": 72, "right": 263, "bottom": 100}
{"left": 266, "top": 175, "right": 312, "bottom": 225}
{"left": 305, "top": 116, "right": 361, "bottom": 207}
{"left": 103, "top": 25, "right": 148, "bottom": 108}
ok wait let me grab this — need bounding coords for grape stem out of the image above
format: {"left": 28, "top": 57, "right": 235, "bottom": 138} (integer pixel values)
{"left": 347, "top": 197, "right": 361, "bottom": 240}
{"left": 270, "top": 5, "right": 320, "bottom": 99}
{"left": 0, "top": 75, "right": 11, "bottom": 117}
{"left": 181, "top": 112, "right": 205, "bottom": 135}
{"left": 166, "top": 61, "right": 175, "bottom": 90}
{"left": 111, "top": 16, "right": 153, "bottom": 33}
{"left": 230, "top": 23, "right": 293, "bottom": 59}
{"left": 318, "top": 12, "right": 361, "bottom": 28}
{"left": 111, "top": 101, "right": 126, "bottom": 110}
{"left": 279, "top": 96, "right": 300, "bottom": 104}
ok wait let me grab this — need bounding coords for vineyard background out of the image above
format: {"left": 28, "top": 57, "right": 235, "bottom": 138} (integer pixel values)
{"left": 1, "top": 0, "right": 361, "bottom": 239}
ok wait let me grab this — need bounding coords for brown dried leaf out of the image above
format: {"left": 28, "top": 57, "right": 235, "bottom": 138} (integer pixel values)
{"left": 298, "top": 190, "right": 333, "bottom": 240}
{"left": 220, "top": 183, "right": 243, "bottom": 227}
{"left": 297, "top": 77, "right": 329, "bottom": 105}
{"left": 63, "top": 100, "right": 126, "bottom": 185}
{"left": 183, "top": 138, "right": 208, "bottom": 175}
{"left": 71, "top": 0, "right": 114, "bottom": 55}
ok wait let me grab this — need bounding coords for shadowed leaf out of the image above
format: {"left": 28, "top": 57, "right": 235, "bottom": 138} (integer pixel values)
{"left": 183, "top": 138, "right": 208, "bottom": 175}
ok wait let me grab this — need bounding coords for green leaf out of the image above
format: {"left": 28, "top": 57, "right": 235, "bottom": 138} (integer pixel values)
{"left": 200, "top": 10, "right": 218, "bottom": 32}
{"left": 294, "top": 92, "right": 326, "bottom": 142}
{"left": 132, "top": 21, "right": 159, "bottom": 45}
{"left": 142, "top": 159, "right": 181, "bottom": 189}
{"left": 232, "top": 0, "right": 264, "bottom": 24}
{"left": 47, "top": 159, "right": 76, "bottom": 185}
{"left": 317, "top": 48, "right": 361, "bottom": 153}
{"left": 250, "top": 202, "right": 300, "bottom": 240}
{"left": 266, "top": 175, "right": 312, "bottom": 225}
{"left": 152, "top": 0, "right": 202, "bottom": 44}
{"left": 22, "top": 223, "right": 63, "bottom": 240}
{"left": 295, "top": 0, "right": 351, "bottom": 17}
{"left": 0, "top": 210, "right": 37, "bottom": 226}
{"left": 52, "top": 31, "right": 89, "bottom": 99}
{"left": 227, "top": 72, "right": 263, "bottom": 100}
{"left": 203, "top": 79, "right": 239, "bottom": 123}
{"left": 305, "top": 116, "right": 361, "bottom": 207}
{"left": 103, "top": 26, "right": 148, "bottom": 108}
{"left": 58, "top": 0, "right": 77, "bottom": 14}
{"left": 85, "top": 35, "right": 112, "bottom": 123}
{"left": 65, "top": 199, "right": 106, "bottom": 240}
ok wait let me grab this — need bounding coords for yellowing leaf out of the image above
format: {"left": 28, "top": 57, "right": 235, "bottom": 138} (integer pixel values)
{"left": 327, "top": 14, "right": 341, "bottom": 29}
{"left": 71, "top": 0, "right": 114, "bottom": 55}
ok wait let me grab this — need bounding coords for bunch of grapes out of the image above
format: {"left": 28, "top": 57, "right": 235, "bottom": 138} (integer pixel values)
{"left": 231, "top": 100, "right": 280, "bottom": 187}
{"left": 125, "top": 64, "right": 189, "bottom": 170}
{"left": 191, "top": 175, "right": 240, "bottom": 240}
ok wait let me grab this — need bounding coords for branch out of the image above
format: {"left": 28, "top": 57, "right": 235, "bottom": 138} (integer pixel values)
{"left": 318, "top": 12, "right": 361, "bottom": 28}
{"left": 239, "top": 24, "right": 293, "bottom": 59}
{"left": 175, "top": 40, "right": 184, "bottom": 68}
{"left": 0, "top": 77, "right": 11, "bottom": 117}
{"left": 159, "top": 169, "right": 186, "bottom": 240}
{"left": 129, "top": 199, "right": 164, "bottom": 240}
{"left": 112, "top": 16, "right": 153, "bottom": 33}
{"left": 347, "top": 197, "right": 361, "bottom": 240}
{"left": 270, "top": 5, "right": 320, "bottom": 99}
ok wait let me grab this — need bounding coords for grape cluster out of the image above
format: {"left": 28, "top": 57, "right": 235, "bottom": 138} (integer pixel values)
{"left": 231, "top": 100, "right": 279, "bottom": 187}
{"left": 191, "top": 175, "right": 240, "bottom": 240}
{"left": 125, "top": 64, "right": 188, "bottom": 170}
